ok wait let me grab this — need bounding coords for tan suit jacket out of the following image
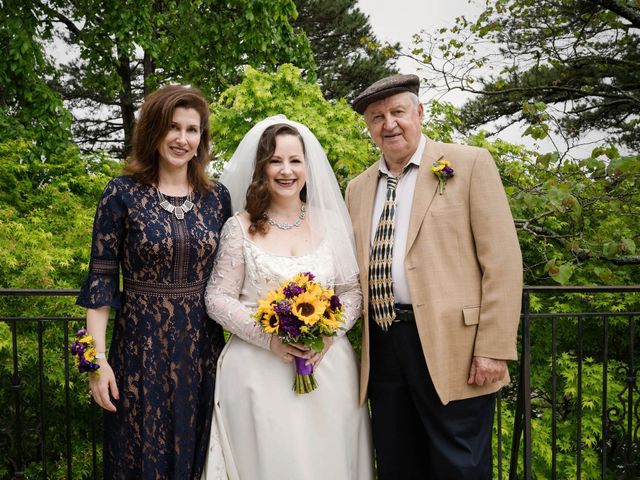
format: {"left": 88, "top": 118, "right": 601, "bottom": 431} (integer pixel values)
{"left": 345, "top": 138, "right": 523, "bottom": 406}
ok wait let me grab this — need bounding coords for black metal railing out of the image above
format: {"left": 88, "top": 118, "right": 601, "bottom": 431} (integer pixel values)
{"left": 1, "top": 286, "right": 639, "bottom": 479}
{"left": 0, "top": 289, "right": 102, "bottom": 480}
{"left": 508, "top": 286, "right": 639, "bottom": 480}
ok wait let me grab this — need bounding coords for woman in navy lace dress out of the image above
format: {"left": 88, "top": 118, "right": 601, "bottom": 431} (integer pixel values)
{"left": 77, "top": 85, "right": 231, "bottom": 479}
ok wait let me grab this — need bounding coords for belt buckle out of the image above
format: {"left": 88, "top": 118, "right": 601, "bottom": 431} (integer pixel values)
{"left": 392, "top": 304, "right": 413, "bottom": 323}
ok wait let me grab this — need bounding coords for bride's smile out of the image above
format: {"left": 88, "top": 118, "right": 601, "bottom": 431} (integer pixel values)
{"left": 265, "top": 133, "right": 306, "bottom": 201}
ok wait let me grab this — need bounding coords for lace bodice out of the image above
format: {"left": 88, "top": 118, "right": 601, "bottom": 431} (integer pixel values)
{"left": 205, "top": 215, "right": 363, "bottom": 350}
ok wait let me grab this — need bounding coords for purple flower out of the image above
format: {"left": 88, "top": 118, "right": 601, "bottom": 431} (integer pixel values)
{"left": 442, "top": 166, "right": 455, "bottom": 178}
{"left": 279, "top": 313, "right": 302, "bottom": 337}
{"left": 78, "top": 358, "right": 100, "bottom": 373}
{"left": 274, "top": 300, "right": 292, "bottom": 315}
{"left": 302, "top": 272, "right": 315, "bottom": 281}
{"left": 329, "top": 295, "right": 342, "bottom": 309}
{"left": 70, "top": 340, "right": 85, "bottom": 355}
{"left": 75, "top": 329, "right": 87, "bottom": 338}
{"left": 283, "top": 283, "right": 304, "bottom": 298}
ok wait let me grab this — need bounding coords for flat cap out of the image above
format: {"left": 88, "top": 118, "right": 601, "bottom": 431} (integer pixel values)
{"left": 352, "top": 74, "right": 420, "bottom": 114}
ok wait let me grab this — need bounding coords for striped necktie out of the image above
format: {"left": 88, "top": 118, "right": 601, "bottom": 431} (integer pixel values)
{"left": 369, "top": 173, "right": 401, "bottom": 330}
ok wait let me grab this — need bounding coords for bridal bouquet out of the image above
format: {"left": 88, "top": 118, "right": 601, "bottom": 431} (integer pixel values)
{"left": 253, "top": 272, "right": 345, "bottom": 394}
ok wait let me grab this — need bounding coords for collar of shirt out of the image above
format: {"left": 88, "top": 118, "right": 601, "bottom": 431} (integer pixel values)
{"left": 377, "top": 134, "right": 427, "bottom": 178}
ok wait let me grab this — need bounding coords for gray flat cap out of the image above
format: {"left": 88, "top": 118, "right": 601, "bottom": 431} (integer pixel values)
{"left": 352, "top": 74, "right": 420, "bottom": 114}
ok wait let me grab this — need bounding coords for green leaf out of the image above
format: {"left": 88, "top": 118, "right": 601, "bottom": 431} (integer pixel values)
{"left": 545, "top": 259, "right": 574, "bottom": 285}
{"left": 550, "top": 263, "right": 573, "bottom": 285}
{"left": 602, "top": 242, "right": 620, "bottom": 259}
{"left": 607, "top": 155, "right": 640, "bottom": 175}
{"left": 309, "top": 336, "right": 324, "bottom": 352}
{"left": 620, "top": 238, "right": 636, "bottom": 255}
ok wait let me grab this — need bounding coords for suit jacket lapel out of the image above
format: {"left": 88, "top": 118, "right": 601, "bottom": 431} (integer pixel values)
{"left": 406, "top": 138, "right": 441, "bottom": 254}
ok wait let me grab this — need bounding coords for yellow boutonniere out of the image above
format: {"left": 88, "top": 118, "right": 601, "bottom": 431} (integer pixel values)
{"left": 431, "top": 156, "right": 455, "bottom": 195}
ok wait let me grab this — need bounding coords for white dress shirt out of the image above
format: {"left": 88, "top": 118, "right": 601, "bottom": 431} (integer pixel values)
{"left": 369, "top": 135, "right": 426, "bottom": 305}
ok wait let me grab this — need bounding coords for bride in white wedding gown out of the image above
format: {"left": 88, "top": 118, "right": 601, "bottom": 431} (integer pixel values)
{"left": 201, "top": 116, "right": 373, "bottom": 480}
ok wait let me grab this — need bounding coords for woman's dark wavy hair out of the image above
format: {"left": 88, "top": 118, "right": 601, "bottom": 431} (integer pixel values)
{"left": 123, "top": 84, "right": 213, "bottom": 194}
{"left": 246, "top": 123, "right": 307, "bottom": 235}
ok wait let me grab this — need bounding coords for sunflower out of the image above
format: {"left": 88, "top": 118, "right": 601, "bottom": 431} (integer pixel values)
{"left": 320, "top": 309, "right": 341, "bottom": 332}
{"left": 256, "top": 290, "right": 284, "bottom": 316}
{"left": 266, "top": 289, "right": 285, "bottom": 304}
{"left": 261, "top": 312, "right": 280, "bottom": 334}
{"left": 431, "top": 159, "right": 451, "bottom": 173}
{"left": 288, "top": 273, "right": 309, "bottom": 288}
{"left": 292, "top": 291, "right": 326, "bottom": 325}
{"left": 304, "top": 282, "right": 322, "bottom": 297}
{"left": 83, "top": 347, "right": 97, "bottom": 362}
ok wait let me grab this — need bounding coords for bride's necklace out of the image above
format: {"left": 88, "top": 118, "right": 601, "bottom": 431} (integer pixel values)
{"left": 157, "top": 186, "right": 194, "bottom": 220}
{"left": 265, "top": 204, "right": 306, "bottom": 230}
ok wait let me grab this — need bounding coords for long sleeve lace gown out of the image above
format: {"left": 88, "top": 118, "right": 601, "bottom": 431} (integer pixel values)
{"left": 77, "top": 176, "right": 231, "bottom": 479}
{"left": 203, "top": 215, "right": 373, "bottom": 480}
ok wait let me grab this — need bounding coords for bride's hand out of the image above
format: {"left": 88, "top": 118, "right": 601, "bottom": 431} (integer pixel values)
{"left": 270, "top": 336, "right": 310, "bottom": 363}
{"left": 307, "top": 336, "right": 333, "bottom": 369}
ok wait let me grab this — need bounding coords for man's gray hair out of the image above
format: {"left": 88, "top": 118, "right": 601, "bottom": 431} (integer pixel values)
{"left": 407, "top": 92, "right": 420, "bottom": 106}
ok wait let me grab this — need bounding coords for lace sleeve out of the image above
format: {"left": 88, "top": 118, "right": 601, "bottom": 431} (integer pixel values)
{"left": 334, "top": 277, "right": 362, "bottom": 336}
{"left": 204, "top": 217, "right": 272, "bottom": 350}
{"left": 76, "top": 179, "right": 123, "bottom": 309}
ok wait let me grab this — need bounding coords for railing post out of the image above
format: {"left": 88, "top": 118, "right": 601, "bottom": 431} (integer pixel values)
{"left": 625, "top": 315, "right": 636, "bottom": 479}
{"left": 10, "top": 319, "right": 24, "bottom": 479}
{"left": 64, "top": 320, "right": 73, "bottom": 480}
{"left": 522, "top": 290, "right": 532, "bottom": 479}
{"left": 497, "top": 391, "right": 503, "bottom": 480}
{"left": 37, "top": 321, "right": 48, "bottom": 478}
{"left": 509, "top": 289, "right": 532, "bottom": 480}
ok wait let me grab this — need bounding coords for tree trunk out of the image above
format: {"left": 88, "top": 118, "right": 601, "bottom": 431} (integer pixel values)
{"left": 117, "top": 47, "right": 135, "bottom": 159}
{"left": 143, "top": 50, "right": 155, "bottom": 97}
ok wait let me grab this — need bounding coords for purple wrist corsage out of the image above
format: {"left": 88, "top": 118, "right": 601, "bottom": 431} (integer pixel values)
{"left": 70, "top": 329, "right": 100, "bottom": 375}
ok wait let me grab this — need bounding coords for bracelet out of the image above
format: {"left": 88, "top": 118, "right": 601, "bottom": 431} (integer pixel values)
{"left": 96, "top": 352, "right": 106, "bottom": 359}
{"left": 70, "top": 329, "right": 101, "bottom": 375}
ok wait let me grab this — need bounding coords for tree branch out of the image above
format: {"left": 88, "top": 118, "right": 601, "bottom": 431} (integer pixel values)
{"left": 585, "top": 0, "right": 640, "bottom": 28}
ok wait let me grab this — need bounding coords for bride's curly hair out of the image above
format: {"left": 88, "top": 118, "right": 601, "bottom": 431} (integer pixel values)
{"left": 246, "top": 123, "right": 307, "bottom": 235}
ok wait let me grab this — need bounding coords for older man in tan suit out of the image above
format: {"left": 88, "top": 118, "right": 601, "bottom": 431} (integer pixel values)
{"left": 345, "top": 74, "right": 522, "bottom": 479}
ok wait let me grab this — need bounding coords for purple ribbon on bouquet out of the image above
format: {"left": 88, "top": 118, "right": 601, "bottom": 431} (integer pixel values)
{"left": 294, "top": 356, "right": 313, "bottom": 375}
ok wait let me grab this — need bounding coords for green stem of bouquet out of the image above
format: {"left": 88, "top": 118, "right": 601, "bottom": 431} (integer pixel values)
{"left": 293, "top": 373, "right": 318, "bottom": 394}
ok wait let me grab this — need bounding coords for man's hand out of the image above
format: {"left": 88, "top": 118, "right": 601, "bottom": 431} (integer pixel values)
{"left": 467, "top": 356, "right": 507, "bottom": 386}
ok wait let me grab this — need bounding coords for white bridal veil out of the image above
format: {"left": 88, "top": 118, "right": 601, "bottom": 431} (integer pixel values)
{"left": 219, "top": 115, "right": 359, "bottom": 286}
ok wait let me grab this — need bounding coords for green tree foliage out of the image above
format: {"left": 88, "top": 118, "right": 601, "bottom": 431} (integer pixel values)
{"left": 0, "top": 146, "right": 119, "bottom": 478}
{"left": 466, "top": 126, "right": 640, "bottom": 286}
{"left": 409, "top": 0, "right": 640, "bottom": 151}
{"left": 1, "top": 5, "right": 120, "bottom": 472}
{"left": 404, "top": 0, "right": 640, "bottom": 278}
{"left": 211, "top": 64, "right": 378, "bottom": 186}
{"left": 18, "top": 0, "right": 314, "bottom": 157}
{"left": 292, "top": 0, "right": 399, "bottom": 101}
{"left": 0, "top": 1, "right": 71, "bottom": 157}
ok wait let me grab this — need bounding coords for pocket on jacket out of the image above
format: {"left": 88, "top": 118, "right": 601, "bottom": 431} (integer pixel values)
{"left": 462, "top": 305, "right": 480, "bottom": 325}
{"left": 430, "top": 204, "right": 464, "bottom": 217}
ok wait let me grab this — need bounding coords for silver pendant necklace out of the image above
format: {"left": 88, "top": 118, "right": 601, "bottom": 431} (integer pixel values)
{"left": 157, "top": 187, "right": 194, "bottom": 220}
{"left": 265, "top": 204, "right": 306, "bottom": 230}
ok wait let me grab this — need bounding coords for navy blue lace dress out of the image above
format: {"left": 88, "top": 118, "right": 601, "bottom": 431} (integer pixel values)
{"left": 77, "top": 175, "right": 231, "bottom": 479}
